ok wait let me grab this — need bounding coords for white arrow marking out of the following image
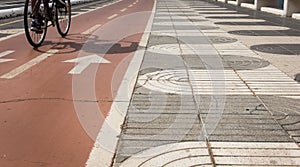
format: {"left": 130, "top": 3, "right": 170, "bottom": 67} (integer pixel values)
{"left": 0, "top": 50, "right": 15, "bottom": 63}
{"left": 64, "top": 55, "right": 110, "bottom": 74}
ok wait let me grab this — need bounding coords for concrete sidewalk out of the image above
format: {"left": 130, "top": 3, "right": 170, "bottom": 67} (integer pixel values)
{"left": 110, "top": 0, "right": 300, "bottom": 166}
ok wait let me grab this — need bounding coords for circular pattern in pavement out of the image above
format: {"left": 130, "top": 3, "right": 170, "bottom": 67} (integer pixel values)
{"left": 120, "top": 142, "right": 210, "bottom": 167}
{"left": 147, "top": 44, "right": 181, "bottom": 55}
{"left": 250, "top": 44, "right": 300, "bottom": 55}
{"left": 223, "top": 55, "right": 270, "bottom": 70}
{"left": 138, "top": 70, "right": 191, "bottom": 95}
{"left": 208, "top": 36, "right": 237, "bottom": 44}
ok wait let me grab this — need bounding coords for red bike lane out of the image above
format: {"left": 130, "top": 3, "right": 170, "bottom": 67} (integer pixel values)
{"left": 0, "top": 0, "right": 154, "bottom": 166}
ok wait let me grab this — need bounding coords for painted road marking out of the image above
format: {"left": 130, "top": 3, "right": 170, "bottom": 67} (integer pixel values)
{"left": 0, "top": 50, "right": 58, "bottom": 79}
{"left": 120, "top": 8, "right": 127, "bottom": 12}
{"left": 108, "top": 14, "right": 118, "bottom": 20}
{"left": 0, "top": 50, "right": 15, "bottom": 63}
{"left": 64, "top": 55, "right": 110, "bottom": 75}
{"left": 82, "top": 24, "right": 102, "bottom": 35}
{"left": 128, "top": 4, "right": 133, "bottom": 7}
{"left": 0, "top": 19, "right": 23, "bottom": 27}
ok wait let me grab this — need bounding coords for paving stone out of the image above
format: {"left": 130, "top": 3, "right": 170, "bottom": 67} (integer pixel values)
{"left": 113, "top": 0, "right": 300, "bottom": 166}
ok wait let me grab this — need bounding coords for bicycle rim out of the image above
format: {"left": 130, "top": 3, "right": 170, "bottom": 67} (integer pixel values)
{"left": 24, "top": 0, "right": 47, "bottom": 47}
{"left": 56, "top": 0, "right": 71, "bottom": 37}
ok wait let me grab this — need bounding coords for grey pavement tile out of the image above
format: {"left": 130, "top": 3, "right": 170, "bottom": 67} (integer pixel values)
{"left": 205, "top": 123, "right": 283, "bottom": 130}
{"left": 177, "top": 36, "right": 239, "bottom": 45}
{"left": 128, "top": 105, "right": 197, "bottom": 111}
{"left": 140, "top": 52, "right": 185, "bottom": 69}
{"left": 117, "top": 140, "right": 179, "bottom": 148}
{"left": 120, "top": 134, "right": 203, "bottom": 141}
{"left": 131, "top": 100, "right": 196, "bottom": 106}
{"left": 124, "top": 122, "right": 201, "bottom": 129}
{"left": 174, "top": 25, "right": 219, "bottom": 30}
{"left": 201, "top": 117, "right": 278, "bottom": 124}
{"left": 210, "top": 129, "right": 288, "bottom": 136}
{"left": 148, "top": 35, "right": 178, "bottom": 46}
{"left": 208, "top": 135, "right": 293, "bottom": 142}
{"left": 288, "top": 130, "right": 300, "bottom": 137}
{"left": 260, "top": 96, "right": 300, "bottom": 116}
{"left": 294, "top": 137, "right": 300, "bottom": 143}
{"left": 151, "top": 25, "right": 175, "bottom": 31}
{"left": 114, "top": 0, "right": 300, "bottom": 165}
{"left": 123, "top": 126, "right": 202, "bottom": 135}
{"left": 131, "top": 94, "right": 195, "bottom": 102}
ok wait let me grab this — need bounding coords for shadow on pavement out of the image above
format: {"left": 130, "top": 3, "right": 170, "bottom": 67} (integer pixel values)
{"left": 251, "top": 44, "right": 300, "bottom": 55}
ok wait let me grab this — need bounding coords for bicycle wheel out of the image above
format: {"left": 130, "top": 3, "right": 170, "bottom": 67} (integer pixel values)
{"left": 24, "top": 0, "right": 47, "bottom": 47}
{"left": 56, "top": 0, "right": 71, "bottom": 37}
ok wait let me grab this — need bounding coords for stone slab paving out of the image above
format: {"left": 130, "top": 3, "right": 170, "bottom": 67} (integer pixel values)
{"left": 112, "top": 0, "right": 300, "bottom": 166}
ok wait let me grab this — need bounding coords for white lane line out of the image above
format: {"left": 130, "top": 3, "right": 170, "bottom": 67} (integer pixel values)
{"left": 0, "top": 50, "right": 14, "bottom": 57}
{"left": 0, "top": 50, "right": 15, "bottom": 63}
{"left": 0, "top": 50, "right": 58, "bottom": 79}
{"left": 108, "top": 14, "right": 118, "bottom": 20}
{"left": 82, "top": 24, "right": 102, "bottom": 35}
{"left": 120, "top": 8, "right": 127, "bottom": 12}
{"left": 85, "top": 0, "right": 157, "bottom": 166}
{"left": 128, "top": 4, "right": 133, "bottom": 7}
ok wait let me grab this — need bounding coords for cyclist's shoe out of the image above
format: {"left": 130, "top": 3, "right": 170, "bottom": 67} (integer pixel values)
{"left": 30, "top": 19, "right": 44, "bottom": 33}
{"left": 56, "top": 0, "right": 66, "bottom": 8}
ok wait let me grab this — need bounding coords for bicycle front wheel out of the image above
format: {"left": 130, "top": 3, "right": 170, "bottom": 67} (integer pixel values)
{"left": 56, "top": 0, "right": 71, "bottom": 37}
{"left": 24, "top": 0, "right": 47, "bottom": 47}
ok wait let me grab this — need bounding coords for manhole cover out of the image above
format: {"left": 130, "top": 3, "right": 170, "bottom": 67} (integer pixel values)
{"left": 223, "top": 55, "right": 270, "bottom": 70}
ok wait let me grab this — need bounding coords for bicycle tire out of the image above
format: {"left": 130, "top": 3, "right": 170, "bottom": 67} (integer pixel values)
{"left": 55, "top": 0, "right": 71, "bottom": 37}
{"left": 24, "top": 0, "right": 48, "bottom": 47}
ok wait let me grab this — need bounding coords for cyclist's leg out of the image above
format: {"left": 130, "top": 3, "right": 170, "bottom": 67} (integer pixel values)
{"left": 55, "top": 0, "right": 66, "bottom": 8}
{"left": 31, "top": 0, "right": 41, "bottom": 18}
{"left": 30, "top": 0, "right": 44, "bottom": 32}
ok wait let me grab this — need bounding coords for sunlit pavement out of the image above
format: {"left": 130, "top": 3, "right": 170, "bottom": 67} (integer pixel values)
{"left": 111, "top": 0, "right": 300, "bottom": 166}
{"left": 0, "top": 0, "right": 300, "bottom": 166}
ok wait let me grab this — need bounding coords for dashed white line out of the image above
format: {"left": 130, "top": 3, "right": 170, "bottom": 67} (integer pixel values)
{"left": 0, "top": 50, "right": 15, "bottom": 63}
{"left": 128, "top": 4, "right": 133, "bottom": 7}
{"left": 108, "top": 14, "right": 118, "bottom": 20}
{"left": 120, "top": 8, "right": 127, "bottom": 12}
{"left": 0, "top": 50, "right": 14, "bottom": 58}
{"left": 0, "top": 50, "right": 59, "bottom": 79}
{"left": 82, "top": 24, "right": 102, "bottom": 35}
